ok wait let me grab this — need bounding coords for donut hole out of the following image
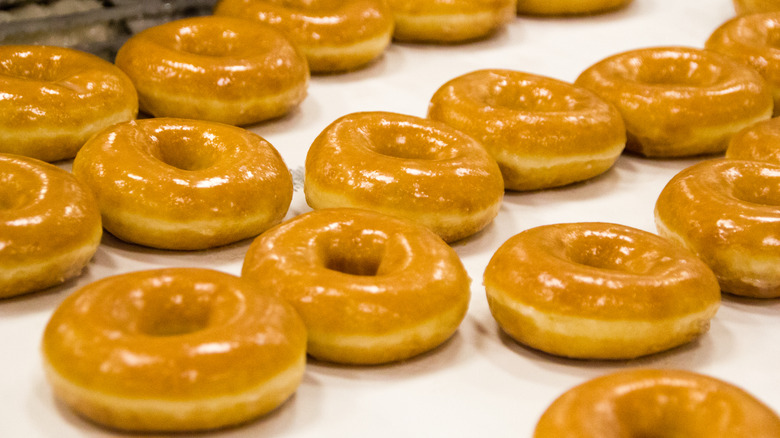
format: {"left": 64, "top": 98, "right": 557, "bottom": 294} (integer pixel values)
{"left": 0, "top": 54, "right": 70, "bottom": 82}
{"left": 482, "top": 81, "right": 586, "bottom": 112}
{"left": 730, "top": 168, "right": 780, "bottom": 206}
{"left": 564, "top": 233, "right": 654, "bottom": 275}
{"left": 265, "top": 0, "right": 341, "bottom": 11}
{"left": 634, "top": 57, "right": 722, "bottom": 87}
{"left": 148, "top": 126, "right": 222, "bottom": 171}
{"left": 759, "top": 22, "right": 780, "bottom": 49}
{"left": 316, "top": 227, "right": 412, "bottom": 276}
{"left": 137, "top": 294, "right": 213, "bottom": 337}
{"left": 365, "top": 124, "right": 461, "bottom": 160}
{"left": 0, "top": 168, "right": 40, "bottom": 210}
{"left": 174, "top": 26, "right": 251, "bottom": 57}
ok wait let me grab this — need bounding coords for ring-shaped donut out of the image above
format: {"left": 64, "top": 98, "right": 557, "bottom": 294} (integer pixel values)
{"left": 535, "top": 369, "right": 780, "bottom": 437}
{"left": 0, "top": 154, "right": 102, "bottom": 298}
{"left": 655, "top": 158, "right": 780, "bottom": 298}
{"left": 727, "top": 116, "right": 780, "bottom": 164}
{"left": 42, "top": 268, "right": 307, "bottom": 432}
{"left": 115, "top": 16, "right": 309, "bottom": 126}
{"left": 428, "top": 69, "right": 626, "bottom": 191}
{"left": 484, "top": 222, "right": 721, "bottom": 359}
{"left": 516, "top": 0, "right": 632, "bottom": 16}
{"left": 304, "top": 111, "right": 504, "bottom": 243}
{"left": 575, "top": 46, "right": 773, "bottom": 157}
{"left": 73, "top": 118, "right": 293, "bottom": 250}
{"left": 707, "top": 12, "right": 780, "bottom": 116}
{"left": 214, "top": 0, "right": 394, "bottom": 73}
{"left": 241, "top": 208, "right": 471, "bottom": 365}
{"left": 387, "top": 0, "right": 516, "bottom": 43}
{"left": 0, "top": 45, "right": 137, "bottom": 162}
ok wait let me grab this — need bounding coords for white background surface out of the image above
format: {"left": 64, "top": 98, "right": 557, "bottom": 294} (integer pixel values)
{"left": 3, "top": 0, "right": 780, "bottom": 436}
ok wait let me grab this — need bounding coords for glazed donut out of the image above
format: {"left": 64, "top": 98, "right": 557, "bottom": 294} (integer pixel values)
{"left": 428, "top": 69, "right": 626, "bottom": 191}
{"left": 483, "top": 222, "right": 720, "bottom": 359}
{"left": 575, "top": 46, "right": 773, "bottom": 157}
{"left": 535, "top": 369, "right": 780, "bottom": 437}
{"left": 387, "top": 0, "right": 516, "bottom": 43}
{"left": 241, "top": 208, "right": 471, "bottom": 365}
{"left": 516, "top": 0, "right": 631, "bottom": 16}
{"left": 655, "top": 158, "right": 780, "bottom": 298}
{"left": 727, "top": 116, "right": 780, "bottom": 163}
{"left": 115, "top": 16, "right": 308, "bottom": 126}
{"left": 214, "top": 0, "right": 394, "bottom": 73}
{"left": 42, "top": 268, "right": 307, "bottom": 432}
{"left": 0, "top": 154, "right": 101, "bottom": 298}
{"left": 0, "top": 45, "right": 137, "bottom": 162}
{"left": 72, "top": 118, "right": 293, "bottom": 250}
{"left": 304, "top": 111, "right": 504, "bottom": 243}
{"left": 732, "top": 0, "right": 780, "bottom": 14}
{"left": 706, "top": 12, "right": 780, "bottom": 116}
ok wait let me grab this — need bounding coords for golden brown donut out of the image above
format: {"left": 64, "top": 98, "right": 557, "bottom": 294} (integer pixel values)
{"left": 733, "top": 0, "right": 780, "bottom": 14}
{"left": 115, "top": 16, "right": 308, "bottom": 126}
{"left": 214, "top": 0, "right": 394, "bottom": 73}
{"left": 707, "top": 12, "right": 780, "bottom": 116}
{"left": 42, "top": 268, "right": 307, "bottom": 432}
{"left": 428, "top": 69, "right": 626, "bottom": 191}
{"left": 535, "top": 369, "right": 780, "bottom": 437}
{"left": 655, "top": 158, "right": 780, "bottom": 298}
{"left": 0, "top": 154, "right": 102, "bottom": 298}
{"left": 575, "top": 46, "right": 773, "bottom": 157}
{"left": 241, "top": 208, "right": 471, "bottom": 365}
{"left": 516, "top": 0, "right": 631, "bottom": 16}
{"left": 304, "top": 111, "right": 504, "bottom": 243}
{"left": 0, "top": 45, "right": 137, "bottom": 162}
{"left": 727, "top": 116, "right": 780, "bottom": 163}
{"left": 387, "top": 0, "right": 516, "bottom": 43}
{"left": 483, "top": 222, "right": 721, "bottom": 359}
{"left": 72, "top": 118, "right": 293, "bottom": 250}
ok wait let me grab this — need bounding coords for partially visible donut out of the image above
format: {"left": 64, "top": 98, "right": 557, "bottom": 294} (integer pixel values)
{"left": 73, "top": 118, "right": 293, "bottom": 250}
{"left": 727, "top": 116, "right": 780, "bottom": 164}
{"left": 115, "top": 16, "right": 308, "bottom": 125}
{"left": 0, "top": 45, "right": 137, "bottom": 162}
{"left": 0, "top": 154, "right": 102, "bottom": 298}
{"left": 517, "top": 0, "right": 631, "bottom": 16}
{"left": 732, "top": 0, "right": 780, "bottom": 14}
{"left": 387, "top": 0, "right": 516, "bottom": 43}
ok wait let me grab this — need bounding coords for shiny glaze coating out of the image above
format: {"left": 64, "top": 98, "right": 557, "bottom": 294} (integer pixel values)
{"left": 214, "top": 0, "right": 394, "bottom": 73}
{"left": 428, "top": 69, "right": 626, "bottom": 191}
{"left": 305, "top": 111, "right": 504, "bottom": 243}
{"left": 727, "top": 116, "right": 780, "bottom": 163}
{"left": 0, "top": 154, "right": 101, "bottom": 298}
{"left": 115, "top": 16, "right": 308, "bottom": 125}
{"left": 0, "top": 45, "right": 137, "bottom": 162}
{"left": 733, "top": 0, "right": 780, "bottom": 14}
{"left": 42, "top": 268, "right": 307, "bottom": 432}
{"left": 707, "top": 12, "right": 780, "bottom": 116}
{"left": 73, "top": 118, "right": 293, "bottom": 250}
{"left": 655, "top": 158, "right": 780, "bottom": 298}
{"left": 575, "top": 46, "right": 773, "bottom": 157}
{"left": 516, "top": 0, "right": 631, "bottom": 15}
{"left": 387, "top": 0, "right": 516, "bottom": 43}
{"left": 535, "top": 369, "right": 780, "bottom": 438}
{"left": 484, "top": 222, "right": 720, "bottom": 359}
{"left": 242, "top": 208, "right": 471, "bottom": 365}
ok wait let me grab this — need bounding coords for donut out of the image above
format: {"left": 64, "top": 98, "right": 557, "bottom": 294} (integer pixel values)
{"left": 428, "top": 69, "right": 626, "bottom": 191}
{"left": 727, "top": 116, "right": 780, "bottom": 163}
{"left": 386, "top": 0, "right": 516, "bottom": 43}
{"left": 241, "top": 208, "right": 471, "bottom": 365}
{"left": 483, "top": 222, "right": 721, "bottom": 359}
{"left": 732, "top": 0, "right": 780, "bottom": 14}
{"left": 655, "top": 158, "right": 780, "bottom": 298}
{"left": 42, "top": 268, "right": 307, "bottom": 432}
{"left": 706, "top": 12, "right": 780, "bottom": 116}
{"left": 0, "top": 45, "right": 137, "bottom": 162}
{"left": 72, "top": 118, "right": 293, "bottom": 250}
{"left": 114, "top": 16, "right": 308, "bottom": 126}
{"left": 575, "top": 46, "right": 773, "bottom": 157}
{"left": 0, "top": 154, "right": 101, "bottom": 298}
{"left": 304, "top": 111, "right": 504, "bottom": 243}
{"left": 535, "top": 369, "right": 780, "bottom": 437}
{"left": 516, "top": 0, "right": 631, "bottom": 16}
{"left": 214, "top": 0, "right": 394, "bottom": 73}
